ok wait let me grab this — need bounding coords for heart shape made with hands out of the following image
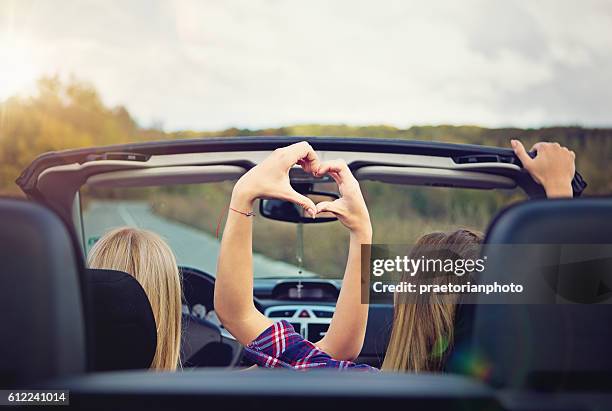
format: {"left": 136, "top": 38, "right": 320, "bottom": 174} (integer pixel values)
{"left": 237, "top": 142, "right": 366, "bottom": 230}
{"left": 291, "top": 156, "right": 366, "bottom": 230}
{"left": 282, "top": 149, "right": 348, "bottom": 217}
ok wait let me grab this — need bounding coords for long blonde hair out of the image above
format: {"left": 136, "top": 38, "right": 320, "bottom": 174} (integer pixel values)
{"left": 88, "top": 227, "right": 182, "bottom": 371}
{"left": 382, "top": 229, "right": 483, "bottom": 372}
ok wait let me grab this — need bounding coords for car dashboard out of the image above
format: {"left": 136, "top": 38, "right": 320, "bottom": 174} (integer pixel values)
{"left": 255, "top": 279, "right": 393, "bottom": 367}
{"left": 180, "top": 266, "right": 393, "bottom": 368}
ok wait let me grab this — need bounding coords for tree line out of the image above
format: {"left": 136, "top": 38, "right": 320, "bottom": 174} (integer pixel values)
{"left": 1, "top": 76, "right": 610, "bottom": 196}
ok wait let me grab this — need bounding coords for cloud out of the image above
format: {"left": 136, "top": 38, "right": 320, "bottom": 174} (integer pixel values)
{"left": 1, "top": 0, "right": 611, "bottom": 130}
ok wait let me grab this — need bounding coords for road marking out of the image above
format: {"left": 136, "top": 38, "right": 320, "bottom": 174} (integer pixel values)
{"left": 118, "top": 204, "right": 139, "bottom": 227}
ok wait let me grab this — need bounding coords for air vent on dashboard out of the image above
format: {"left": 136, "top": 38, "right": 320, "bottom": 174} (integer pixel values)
{"left": 268, "top": 309, "right": 296, "bottom": 318}
{"left": 312, "top": 310, "right": 333, "bottom": 318}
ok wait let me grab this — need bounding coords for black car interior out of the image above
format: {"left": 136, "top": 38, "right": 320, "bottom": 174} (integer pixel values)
{"left": 87, "top": 268, "right": 157, "bottom": 371}
{"left": 180, "top": 267, "right": 243, "bottom": 367}
{"left": 0, "top": 198, "right": 86, "bottom": 387}
{"left": 449, "top": 198, "right": 612, "bottom": 393}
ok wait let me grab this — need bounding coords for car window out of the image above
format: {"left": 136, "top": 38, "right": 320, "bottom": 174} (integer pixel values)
{"left": 80, "top": 181, "right": 525, "bottom": 279}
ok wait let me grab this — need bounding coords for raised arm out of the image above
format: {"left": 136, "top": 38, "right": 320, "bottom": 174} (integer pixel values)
{"left": 313, "top": 159, "right": 372, "bottom": 361}
{"left": 511, "top": 139, "right": 576, "bottom": 198}
{"left": 214, "top": 142, "right": 320, "bottom": 346}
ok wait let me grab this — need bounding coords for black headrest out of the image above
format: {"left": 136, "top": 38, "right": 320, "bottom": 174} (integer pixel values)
{"left": 87, "top": 269, "right": 157, "bottom": 371}
{"left": 450, "top": 198, "right": 612, "bottom": 390}
{"left": 0, "top": 198, "right": 85, "bottom": 387}
{"left": 485, "top": 197, "right": 612, "bottom": 244}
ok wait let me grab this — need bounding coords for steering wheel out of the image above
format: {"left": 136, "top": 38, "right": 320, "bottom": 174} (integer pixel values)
{"left": 180, "top": 266, "right": 244, "bottom": 368}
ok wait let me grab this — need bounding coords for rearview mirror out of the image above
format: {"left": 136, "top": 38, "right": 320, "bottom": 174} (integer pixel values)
{"left": 259, "top": 184, "right": 339, "bottom": 224}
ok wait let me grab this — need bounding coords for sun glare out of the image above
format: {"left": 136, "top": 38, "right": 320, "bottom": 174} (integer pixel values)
{"left": 0, "top": 38, "right": 38, "bottom": 101}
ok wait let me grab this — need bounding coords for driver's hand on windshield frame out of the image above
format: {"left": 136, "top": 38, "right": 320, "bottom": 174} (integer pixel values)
{"left": 511, "top": 139, "right": 576, "bottom": 198}
{"left": 231, "top": 141, "right": 320, "bottom": 217}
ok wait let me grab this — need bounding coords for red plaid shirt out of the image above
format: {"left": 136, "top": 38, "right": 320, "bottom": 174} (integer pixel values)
{"left": 244, "top": 320, "right": 378, "bottom": 371}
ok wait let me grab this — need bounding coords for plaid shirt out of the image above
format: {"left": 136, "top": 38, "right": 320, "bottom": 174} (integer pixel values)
{"left": 244, "top": 320, "right": 378, "bottom": 371}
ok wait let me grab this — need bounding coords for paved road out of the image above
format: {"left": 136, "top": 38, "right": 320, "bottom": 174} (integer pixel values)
{"left": 82, "top": 201, "right": 317, "bottom": 278}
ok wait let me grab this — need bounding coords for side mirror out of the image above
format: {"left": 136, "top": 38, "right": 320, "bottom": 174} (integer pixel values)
{"left": 259, "top": 186, "right": 339, "bottom": 224}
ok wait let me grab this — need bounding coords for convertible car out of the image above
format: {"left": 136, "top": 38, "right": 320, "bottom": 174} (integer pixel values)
{"left": 1, "top": 136, "right": 610, "bottom": 410}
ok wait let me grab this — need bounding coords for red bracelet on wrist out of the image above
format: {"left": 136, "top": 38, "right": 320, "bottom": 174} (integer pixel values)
{"left": 229, "top": 207, "right": 256, "bottom": 217}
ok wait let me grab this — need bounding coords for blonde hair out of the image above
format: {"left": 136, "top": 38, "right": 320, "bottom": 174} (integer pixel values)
{"left": 382, "top": 229, "right": 483, "bottom": 373}
{"left": 88, "top": 227, "right": 182, "bottom": 371}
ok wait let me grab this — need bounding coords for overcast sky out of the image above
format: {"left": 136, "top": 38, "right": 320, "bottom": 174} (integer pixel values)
{"left": 1, "top": 0, "right": 611, "bottom": 130}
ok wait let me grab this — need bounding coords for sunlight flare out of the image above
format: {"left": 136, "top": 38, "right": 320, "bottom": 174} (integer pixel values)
{"left": 0, "top": 37, "right": 38, "bottom": 100}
